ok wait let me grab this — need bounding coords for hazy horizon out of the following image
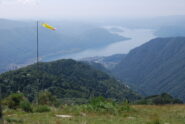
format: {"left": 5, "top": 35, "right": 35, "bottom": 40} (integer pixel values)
{"left": 0, "top": 0, "right": 185, "bottom": 20}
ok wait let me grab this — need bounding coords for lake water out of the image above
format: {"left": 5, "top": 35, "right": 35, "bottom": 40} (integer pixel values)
{"left": 63, "top": 26, "right": 156, "bottom": 59}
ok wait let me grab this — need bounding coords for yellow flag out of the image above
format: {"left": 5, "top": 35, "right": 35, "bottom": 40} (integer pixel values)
{"left": 42, "top": 23, "right": 56, "bottom": 31}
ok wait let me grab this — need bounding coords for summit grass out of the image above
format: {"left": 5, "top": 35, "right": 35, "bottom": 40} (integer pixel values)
{"left": 2, "top": 104, "right": 185, "bottom": 124}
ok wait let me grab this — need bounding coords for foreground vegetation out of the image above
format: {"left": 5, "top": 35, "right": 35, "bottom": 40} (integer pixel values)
{"left": 0, "top": 93, "right": 184, "bottom": 124}
{"left": 0, "top": 91, "right": 184, "bottom": 124}
{"left": 1, "top": 104, "right": 185, "bottom": 124}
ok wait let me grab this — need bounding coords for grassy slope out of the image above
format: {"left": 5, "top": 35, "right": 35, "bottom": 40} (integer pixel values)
{"left": 3, "top": 105, "right": 185, "bottom": 124}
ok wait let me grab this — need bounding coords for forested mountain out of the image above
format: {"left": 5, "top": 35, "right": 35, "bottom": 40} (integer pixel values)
{"left": 113, "top": 37, "right": 185, "bottom": 101}
{"left": 0, "top": 59, "right": 140, "bottom": 102}
{"left": 0, "top": 19, "right": 128, "bottom": 73}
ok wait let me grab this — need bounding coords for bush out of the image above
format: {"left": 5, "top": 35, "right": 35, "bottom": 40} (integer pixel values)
{"left": 2, "top": 93, "right": 33, "bottom": 113}
{"left": 119, "top": 100, "right": 131, "bottom": 112}
{"left": 38, "top": 91, "right": 58, "bottom": 106}
{"left": 20, "top": 101, "right": 32, "bottom": 112}
{"left": 35, "top": 105, "right": 50, "bottom": 113}
{"left": 3, "top": 93, "right": 25, "bottom": 109}
{"left": 5, "top": 118, "right": 23, "bottom": 123}
{"left": 84, "top": 97, "right": 117, "bottom": 114}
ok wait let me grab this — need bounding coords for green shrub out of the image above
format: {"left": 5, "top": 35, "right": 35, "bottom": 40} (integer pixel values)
{"left": 85, "top": 97, "right": 117, "bottom": 114}
{"left": 5, "top": 117, "right": 23, "bottom": 123}
{"left": 20, "top": 101, "right": 32, "bottom": 112}
{"left": 120, "top": 100, "right": 131, "bottom": 112}
{"left": 2, "top": 93, "right": 33, "bottom": 113}
{"left": 3, "top": 93, "right": 25, "bottom": 109}
{"left": 35, "top": 105, "right": 50, "bottom": 113}
{"left": 38, "top": 91, "right": 58, "bottom": 106}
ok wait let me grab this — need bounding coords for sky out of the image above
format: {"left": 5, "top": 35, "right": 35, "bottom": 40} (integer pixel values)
{"left": 0, "top": 0, "right": 185, "bottom": 20}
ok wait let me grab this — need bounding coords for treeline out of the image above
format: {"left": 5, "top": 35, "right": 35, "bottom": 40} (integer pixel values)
{"left": 136, "top": 93, "right": 183, "bottom": 105}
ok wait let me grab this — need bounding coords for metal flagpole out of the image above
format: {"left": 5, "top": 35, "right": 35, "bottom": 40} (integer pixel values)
{"left": 37, "top": 21, "right": 39, "bottom": 70}
{"left": 36, "top": 20, "right": 39, "bottom": 104}
{"left": 0, "top": 84, "right": 3, "bottom": 124}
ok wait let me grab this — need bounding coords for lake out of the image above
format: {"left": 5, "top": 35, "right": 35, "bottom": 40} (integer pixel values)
{"left": 63, "top": 26, "right": 156, "bottom": 59}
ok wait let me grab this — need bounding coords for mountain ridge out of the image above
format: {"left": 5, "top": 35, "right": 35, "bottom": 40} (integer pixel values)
{"left": 112, "top": 37, "right": 185, "bottom": 101}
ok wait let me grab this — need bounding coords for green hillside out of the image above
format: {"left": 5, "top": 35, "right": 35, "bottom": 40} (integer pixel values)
{"left": 0, "top": 59, "right": 140, "bottom": 102}
{"left": 113, "top": 37, "right": 185, "bottom": 101}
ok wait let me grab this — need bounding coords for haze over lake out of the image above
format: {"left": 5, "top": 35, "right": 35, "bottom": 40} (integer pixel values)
{"left": 50, "top": 27, "right": 156, "bottom": 60}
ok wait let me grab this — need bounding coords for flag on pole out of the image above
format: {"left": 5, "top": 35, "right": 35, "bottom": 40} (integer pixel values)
{"left": 42, "top": 23, "right": 56, "bottom": 30}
